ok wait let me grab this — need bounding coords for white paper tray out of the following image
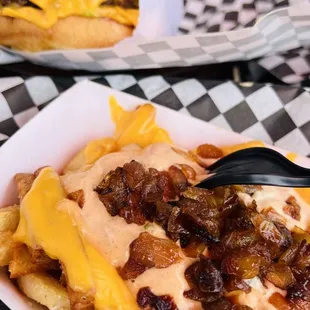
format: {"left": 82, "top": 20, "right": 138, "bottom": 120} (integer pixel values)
{"left": 1, "top": 2, "right": 310, "bottom": 71}
{"left": 0, "top": 80, "right": 310, "bottom": 309}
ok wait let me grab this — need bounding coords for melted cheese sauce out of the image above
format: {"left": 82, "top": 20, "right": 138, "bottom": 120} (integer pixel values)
{"left": 239, "top": 186, "right": 310, "bottom": 232}
{"left": 235, "top": 278, "right": 286, "bottom": 310}
{"left": 61, "top": 143, "right": 205, "bottom": 309}
{"left": 127, "top": 258, "right": 198, "bottom": 310}
{"left": 110, "top": 97, "right": 172, "bottom": 149}
{"left": 64, "top": 97, "right": 173, "bottom": 174}
{"left": 0, "top": 1, "right": 139, "bottom": 29}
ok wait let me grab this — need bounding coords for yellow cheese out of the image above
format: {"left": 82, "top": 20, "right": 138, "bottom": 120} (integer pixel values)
{"left": 0, "top": 1, "right": 139, "bottom": 29}
{"left": 14, "top": 167, "right": 93, "bottom": 291}
{"left": 110, "top": 96, "right": 172, "bottom": 148}
{"left": 64, "top": 97, "right": 172, "bottom": 173}
{"left": 286, "top": 152, "right": 298, "bottom": 162}
{"left": 14, "top": 167, "right": 138, "bottom": 309}
{"left": 64, "top": 138, "right": 118, "bottom": 173}
{"left": 295, "top": 188, "right": 310, "bottom": 205}
{"left": 84, "top": 138, "right": 118, "bottom": 165}
{"left": 84, "top": 239, "right": 137, "bottom": 309}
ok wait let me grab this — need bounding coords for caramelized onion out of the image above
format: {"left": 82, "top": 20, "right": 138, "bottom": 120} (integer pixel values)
{"left": 119, "top": 232, "right": 181, "bottom": 280}
{"left": 154, "top": 201, "right": 173, "bottom": 230}
{"left": 137, "top": 287, "right": 178, "bottom": 310}
{"left": 179, "top": 198, "right": 220, "bottom": 243}
{"left": 203, "top": 297, "right": 233, "bottom": 310}
{"left": 181, "top": 236, "right": 206, "bottom": 258}
{"left": 179, "top": 164, "right": 196, "bottom": 180}
{"left": 196, "top": 144, "right": 223, "bottom": 159}
{"left": 268, "top": 293, "right": 291, "bottom": 310}
{"left": 221, "top": 251, "right": 263, "bottom": 279}
{"left": 184, "top": 256, "right": 223, "bottom": 295}
{"left": 168, "top": 166, "right": 188, "bottom": 195}
{"left": 224, "top": 276, "right": 251, "bottom": 294}
{"left": 264, "top": 262, "right": 296, "bottom": 289}
{"left": 292, "top": 241, "right": 310, "bottom": 271}
{"left": 95, "top": 161, "right": 167, "bottom": 225}
{"left": 284, "top": 196, "right": 301, "bottom": 221}
{"left": 251, "top": 214, "right": 292, "bottom": 247}
{"left": 183, "top": 289, "right": 222, "bottom": 303}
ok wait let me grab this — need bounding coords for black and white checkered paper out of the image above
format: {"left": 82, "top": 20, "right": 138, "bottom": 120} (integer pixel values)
{"left": 179, "top": 0, "right": 307, "bottom": 33}
{"left": 1, "top": 75, "right": 310, "bottom": 157}
{"left": 1, "top": 1, "right": 310, "bottom": 74}
{"left": 179, "top": 0, "right": 310, "bottom": 84}
{"left": 258, "top": 47, "right": 310, "bottom": 84}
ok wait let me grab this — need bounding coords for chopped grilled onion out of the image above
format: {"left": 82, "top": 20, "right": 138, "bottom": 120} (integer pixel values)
{"left": 137, "top": 287, "right": 178, "bottom": 310}
{"left": 119, "top": 232, "right": 181, "bottom": 280}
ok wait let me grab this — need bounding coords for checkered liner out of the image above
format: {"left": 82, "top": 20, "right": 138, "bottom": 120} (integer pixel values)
{"left": 258, "top": 46, "right": 310, "bottom": 84}
{"left": 180, "top": 0, "right": 310, "bottom": 85}
{"left": 179, "top": 0, "right": 307, "bottom": 34}
{"left": 1, "top": 2, "right": 310, "bottom": 73}
{"left": 1, "top": 76, "right": 310, "bottom": 157}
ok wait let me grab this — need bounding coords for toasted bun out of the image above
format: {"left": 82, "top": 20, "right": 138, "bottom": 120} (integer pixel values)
{"left": 0, "top": 16, "right": 134, "bottom": 51}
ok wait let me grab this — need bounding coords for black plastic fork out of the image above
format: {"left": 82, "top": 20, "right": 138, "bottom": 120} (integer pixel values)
{"left": 196, "top": 147, "right": 310, "bottom": 189}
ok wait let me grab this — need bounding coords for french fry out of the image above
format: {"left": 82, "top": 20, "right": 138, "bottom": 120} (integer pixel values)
{"left": 0, "top": 205, "right": 20, "bottom": 266}
{"left": 17, "top": 272, "right": 70, "bottom": 310}
{"left": 9, "top": 245, "right": 60, "bottom": 278}
{"left": 0, "top": 205, "right": 19, "bottom": 232}
{"left": 59, "top": 271, "right": 67, "bottom": 287}
{"left": 28, "top": 247, "right": 59, "bottom": 269}
{"left": 0, "top": 231, "right": 16, "bottom": 266}
{"left": 34, "top": 166, "right": 49, "bottom": 178}
{"left": 67, "top": 287, "right": 95, "bottom": 310}
{"left": 9, "top": 245, "right": 38, "bottom": 278}
{"left": 14, "top": 173, "right": 35, "bottom": 200}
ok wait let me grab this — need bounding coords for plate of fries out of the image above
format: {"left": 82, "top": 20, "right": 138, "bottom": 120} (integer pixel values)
{"left": 0, "top": 80, "right": 310, "bottom": 310}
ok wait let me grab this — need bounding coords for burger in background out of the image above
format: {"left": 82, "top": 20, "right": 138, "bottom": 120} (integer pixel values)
{"left": 0, "top": 0, "right": 139, "bottom": 51}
